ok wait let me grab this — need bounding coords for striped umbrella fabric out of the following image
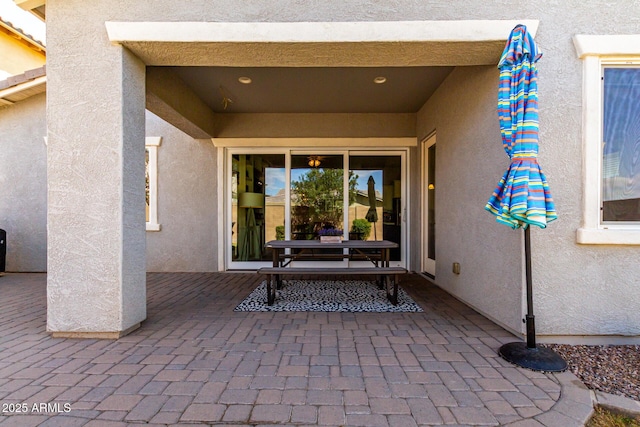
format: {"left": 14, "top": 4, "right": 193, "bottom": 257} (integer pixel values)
{"left": 485, "top": 25, "right": 557, "bottom": 229}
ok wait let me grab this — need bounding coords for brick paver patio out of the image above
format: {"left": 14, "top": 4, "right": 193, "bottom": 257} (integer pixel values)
{"left": 0, "top": 273, "right": 593, "bottom": 426}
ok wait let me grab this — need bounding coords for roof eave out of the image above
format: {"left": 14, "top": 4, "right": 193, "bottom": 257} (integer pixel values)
{"left": 0, "top": 18, "right": 46, "bottom": 51}
{"left": 0, "top": 66, "right": 46, "bottom": 105}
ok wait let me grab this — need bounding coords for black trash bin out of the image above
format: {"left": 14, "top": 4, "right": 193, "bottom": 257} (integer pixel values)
{"left": 0, "top": 229, "right": 5, "bottom": 273}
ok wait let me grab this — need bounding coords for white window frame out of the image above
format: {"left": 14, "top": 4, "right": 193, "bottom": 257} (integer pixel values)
{"left": 146, "top": 136, "right": 162, "bottom": 231}
{"left": 573, "top": 35, "right": 640, "bottom": 245}
{"left": 218, "top": 139, "right": 413, "bottom": 270}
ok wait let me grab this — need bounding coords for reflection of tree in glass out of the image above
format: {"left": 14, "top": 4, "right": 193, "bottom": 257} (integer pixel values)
{"left": 291, "top": 169, "right": 358, "bottom": 233}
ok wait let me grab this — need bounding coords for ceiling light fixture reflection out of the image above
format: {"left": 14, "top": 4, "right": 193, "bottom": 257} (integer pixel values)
{"left": 308, "top": 156, "right": 321, "bottom": 168}
{"left": 238, "top": 76, "right": 252, "bottom": 84}
{"left": 373, "top": 76, "right": 387, "bottom": 84}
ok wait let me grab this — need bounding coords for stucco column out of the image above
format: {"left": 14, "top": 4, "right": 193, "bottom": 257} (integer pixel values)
{"left": 47, "top": 34, "right": 146, "bottom": 337}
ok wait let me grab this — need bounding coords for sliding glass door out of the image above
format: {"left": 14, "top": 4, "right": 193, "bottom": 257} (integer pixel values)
{"left": 231, "top": 153, "right": 286, "bottom": 266}
{"left": 227, "top": 149, "right": 405, "bottom": 269}
{"left": 348, "top": 154, "right": 403, "bottom": 262}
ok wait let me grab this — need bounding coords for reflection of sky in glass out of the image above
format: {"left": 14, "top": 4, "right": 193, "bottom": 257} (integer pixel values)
{"left": 353, "top": 170, "right": 383, "bottom": 193}
{"left": 265, "top": 168, "right": 285, "bottom": 196}
{"left": 603, "top": 67, "right": 640, "bottom": 200}
{"left": 603, "top": 68, "right": 640, "bottom": 166}
{"left": 291, "top": 169, "right": 306, "bottom": 184}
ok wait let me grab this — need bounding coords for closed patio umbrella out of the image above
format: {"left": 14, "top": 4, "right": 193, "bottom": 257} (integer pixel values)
{"left": 239, "top": 192, "right": 264, "bottom": 261}
{"left": 485, "top": 25, "right": 566, "bottom": 372}
{"left": 365, "top": 175, "right": 378, "bottom": 240}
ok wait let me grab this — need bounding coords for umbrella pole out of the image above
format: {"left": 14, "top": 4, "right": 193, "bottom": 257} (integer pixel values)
{"left": 497, "top": 227, "right": 567, "bottom": 372}
{"left": 524, "top": 226, "right": 536, "bottom": 348}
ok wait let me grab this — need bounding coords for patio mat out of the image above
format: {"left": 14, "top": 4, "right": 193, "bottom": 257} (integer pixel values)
{"left": 234, "top": 279, "right": 424, "bottom": 312}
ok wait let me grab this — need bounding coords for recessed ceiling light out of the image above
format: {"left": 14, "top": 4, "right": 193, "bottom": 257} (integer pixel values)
{"left": 373, "top": 76, "right": 387, "bottom": 84}
{"left": 238, "top": 76, "right": 252, "bottom": 84}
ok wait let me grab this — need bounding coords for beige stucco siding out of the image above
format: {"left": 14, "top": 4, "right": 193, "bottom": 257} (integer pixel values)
{"left": 43, "top": 0, "right": 640, "bottom": 339}
{"left": 415, "top": 3, "right": 640, "bottom": 339}
{"left": 145, "top": 111, "right": 219, "bottom": 272}
{"left": 0, "top": 92, "right": 46, "bottom": 272}
{"left": 0, "top": 101, "right": 216, "bottom": 273}
{"left": 416, "top": 66, "right": 523, "bottom": 334}
{"left": 47, "top": 1, "right": 147, "bottom": 334}
{"left": 505, "top": 5, "right": 639, "bottom": 339}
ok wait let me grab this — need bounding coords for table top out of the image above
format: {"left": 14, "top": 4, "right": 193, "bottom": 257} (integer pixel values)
{"left": 265, "top": 239, "right": 398, "bottom": 249}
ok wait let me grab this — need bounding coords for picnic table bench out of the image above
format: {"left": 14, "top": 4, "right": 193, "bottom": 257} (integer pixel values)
{"left": 258, "top": 240, "right": 407, "bottom": 306}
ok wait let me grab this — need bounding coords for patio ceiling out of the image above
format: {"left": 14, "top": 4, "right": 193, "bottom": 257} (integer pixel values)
{"left": 107, "top": 20, "right": 539, "bottom": 137}
{"left": 164, "top": 65, "right": 454, "bottom": 114}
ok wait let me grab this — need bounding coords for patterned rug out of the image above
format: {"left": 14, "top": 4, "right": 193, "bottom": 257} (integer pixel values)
{"left": 234, "top": 279, "right": 424, "bottom": 312}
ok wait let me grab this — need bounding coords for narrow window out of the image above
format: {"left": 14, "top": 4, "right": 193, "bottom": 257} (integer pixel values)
{"left": 146, "top": 137, "right": 161, "bottom": 231}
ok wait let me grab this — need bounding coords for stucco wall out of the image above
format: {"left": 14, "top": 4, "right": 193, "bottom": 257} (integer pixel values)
{"left": 47, "top": 1, "right": 147, "bottom": 334}
{"left": 411, "top": 3, "right": 640, "bottom": 339}
{"left": 498, "top": 3, "right": 640, "bottom": 339}
{"left": 416, "top": 66, "right": 523, "bottom": 334}
{"left": 216, "top": 113, "right": 415, "bottom": 138}
{"left": 145, "top": 111, "right": 218, "bottom": 272}
{"left": 532, "top": 11, "right": 640, "bottom": 342}
{"left": 0, "top": 93, "right": 47, "bottom": 272}
{"left": 0, "top": 101, "right": 216, "bottom": 273}
{"left": 46, "top": 0, "right": 640, "bottom": 339}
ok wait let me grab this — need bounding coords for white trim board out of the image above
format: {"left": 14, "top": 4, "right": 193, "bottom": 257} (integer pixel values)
{"left": 106, "top": 20, "right": 539, "bottom": 44}
{"left": 105, "top": 20, "right": 539, "bottom": 67}
{"left": 573, "top": 35, "right": 640, "bottom": 58}
{"left": 212, "top": 137, "right": 417, "bottom": 148}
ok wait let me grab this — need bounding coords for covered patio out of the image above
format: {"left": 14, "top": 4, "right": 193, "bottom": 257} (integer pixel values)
{"left": 0, "top": 272, "right": 594, "bottom": 425}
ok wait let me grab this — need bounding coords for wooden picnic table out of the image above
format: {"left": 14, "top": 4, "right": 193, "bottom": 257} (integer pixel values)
{"left": 259, "top": 239, "right": 405, "bottom": 305}
{"left": 266, "top": 239, "right": 397, "bottom": 267}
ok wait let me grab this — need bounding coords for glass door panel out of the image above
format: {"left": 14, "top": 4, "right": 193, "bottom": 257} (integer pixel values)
{"left": 422, "top": 135, "right": 436, "bottom": 276}
{"left": 231, "top": 153, "right": 285, "bottom": 263}
{"left": 290, "top": 154, "right": 345, "bottom": 260}
{"left": 290, "top": 154, "right": 345, "bottom": 238}
{"left": 349, "top": 155, "right": 402, "bottom": 261}
{"left": 427, "top": 144, "right": 436, "bottom": 264}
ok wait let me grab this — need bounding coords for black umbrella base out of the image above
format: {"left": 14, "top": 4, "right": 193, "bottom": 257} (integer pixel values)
{"left": 499, "top": 342, "right": 567, "bottom": 372}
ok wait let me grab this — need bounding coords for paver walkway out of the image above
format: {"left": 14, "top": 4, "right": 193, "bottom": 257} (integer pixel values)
{"left": 0, "top": 273, "right": 593, "bottom": 426}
